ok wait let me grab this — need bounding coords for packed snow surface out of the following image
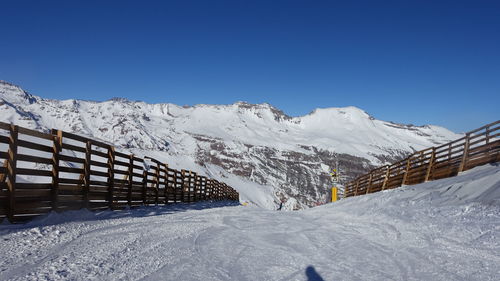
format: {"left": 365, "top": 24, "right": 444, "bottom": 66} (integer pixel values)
{"left": 1, "top": 164, "right": 499, "bottom": 281}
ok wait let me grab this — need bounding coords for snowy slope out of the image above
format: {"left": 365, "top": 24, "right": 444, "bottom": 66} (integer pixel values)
{"left": 0, "top": 164, "right": 499, "bottom": 281}
{"left": 0, "top": 80, "right": 461, "bottom": 208}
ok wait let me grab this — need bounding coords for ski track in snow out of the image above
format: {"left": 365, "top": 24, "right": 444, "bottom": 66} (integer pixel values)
{"left": 1, "top": 165, "right": 499, "bottom": 281}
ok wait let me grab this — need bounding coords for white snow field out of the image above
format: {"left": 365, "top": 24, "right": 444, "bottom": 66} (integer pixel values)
{"left": 1, "top": 164, "right": 499, "bottom": 281}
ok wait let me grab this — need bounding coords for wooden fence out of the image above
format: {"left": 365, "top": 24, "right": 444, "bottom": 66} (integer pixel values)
{"left": 344, "top": 120, "right": 500, "bottom": 198}
{"left": 0, "top": 122, "right": 239, "bottom": 223}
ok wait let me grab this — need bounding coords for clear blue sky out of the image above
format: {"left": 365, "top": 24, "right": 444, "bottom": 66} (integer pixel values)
{"left": 1, "top": 0, "right": 499, "bottom": 133}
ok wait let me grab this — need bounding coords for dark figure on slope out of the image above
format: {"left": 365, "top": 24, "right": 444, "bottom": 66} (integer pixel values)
{"left": 277, "top": 202, "right": 283, "bottom": 211}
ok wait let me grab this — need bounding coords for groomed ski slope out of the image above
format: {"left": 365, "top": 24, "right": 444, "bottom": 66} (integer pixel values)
{"left": 1, "top": 164, "right": 499, "bottom": 281}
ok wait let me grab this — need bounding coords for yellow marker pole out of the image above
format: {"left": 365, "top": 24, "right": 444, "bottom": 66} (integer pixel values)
{"left": 331, "top": 187, "right": 338, "bottom": 202}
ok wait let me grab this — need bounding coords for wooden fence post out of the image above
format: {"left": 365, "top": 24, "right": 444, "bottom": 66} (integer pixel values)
{"left": 365, "top": 173, "right": 373, "bottom": 194}
{"left": 208, "top": 179, "right": 213, "bottom": 200}
{"left": 83, "top": 140, "right": 91, "bottom": 209}
{"left": 458, "top": 133, "right": 471, "bottom": 173}
{"left": 205, "top": 179, "right": 210, "bottom": 200}
{"left": 181, "top": 170, "right": 187, "bottom": 202}
{"left": 211, "top": 180, "right": 216, "bottom": 200}
{"left": 215, "top": 181, "right": 219, "bottom": 200}
{"left": 446, "top": 143, "right": 451, "bottom": 161}
{"left": 485, "top": 126, "right": 491, "bottom": 158}
{"left": 107, "top": 146, "right": 115, "bottom": 209}
{"left": 354, "top": 180, "right": 360, "bottom": 196}
{"left": 172, "top": 170, "right": 178, "bottom": 203}
{"left": 425, "top": 148, "right": 435, "bottom": 182}
{"left": 154, "top": 163, "right": 160, "bottom": 205}
{"left": 6, "top": 124, "right": 18, "bottom": 222}
{"left": 214, "top": 180, "right": 217, "bottom": 200}
{"left": 201, "top": 177, "right": 206, "bottom": 201}
{"left": 127, "top": 154, "right": 134, "bottom": 206}
{"left": 163, "top": 164, "right": 168, "bottom": 205}
{"left": 142, "top": 170, "right": 147, "bottom": 205}
{"left": 218, "top": 182, "right": 222, "bottom": 200}
{"left": 402, "top": 157, "right": 411, "bottom": 186}
{"left": 381, "top": 165, "right": 390, "bottom": 190}
{"left": 51, "top": 130, "right": 62, "bottom": 212}
{"left": 192, "top": 172, "right": 198, "bottom": 202}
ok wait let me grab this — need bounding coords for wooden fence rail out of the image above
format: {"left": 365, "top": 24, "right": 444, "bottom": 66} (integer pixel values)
{"left": 344, "top": 120, "right": 500, "bottom": 198}
{"left": 0, "top": 122, "right": 239, "bottom": 223}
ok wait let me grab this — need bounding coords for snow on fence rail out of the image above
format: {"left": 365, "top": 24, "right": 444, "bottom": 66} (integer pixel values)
{"left": 344, "top": 120, "right": 500, "bottom": 198}
{"left": 0, "top": 122, "right": 239, "bottom": 223}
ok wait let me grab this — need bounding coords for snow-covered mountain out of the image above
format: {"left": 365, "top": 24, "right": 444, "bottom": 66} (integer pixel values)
{"left": 0, "top": 80, "right": 461, "bottom": 209}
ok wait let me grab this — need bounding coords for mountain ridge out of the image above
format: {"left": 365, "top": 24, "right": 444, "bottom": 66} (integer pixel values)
{"left": 0, "top": 80, "right": 462, "bottom": 209}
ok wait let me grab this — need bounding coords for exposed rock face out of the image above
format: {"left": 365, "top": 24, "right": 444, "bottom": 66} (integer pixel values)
{"left": 0, "top": 80, "right": 461, "bottom": 209}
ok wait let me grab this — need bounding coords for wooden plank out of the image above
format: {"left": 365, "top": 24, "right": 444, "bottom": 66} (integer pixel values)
{"left": 16, "top": 168, "right": 53, "bottom": 177}
{"left": 18, "top": 126, "right": 53, "bottom": 140}
{"left": 90, "top": 160, "right": 108, "bottom": 168}
{"left": 89, "top": 180, "right": 108, "bottom": 186}
{"left": 15, "top": 189, "right": 51, "bottom": 197}
{"left": 58, "top": 184, "right": 82, "bottom": 192}
{"left": 17, "top": 154, "right": 53, "bottom": 164}
{"left": 112, "top": 178, "right": 128, "bottom": 184}
{"left": 57, "top": 195, "right": 85, "bottom": 202}
{"left": 132, "top": 164, "right": 143, "bottom": 170}
{"left": 0, "top": 135, "right": 10, "bottom": 144}
{"left": 16, "top": 183, "right": 53, "bottom": 189}
{"left": 59, "top": 154, "right": 85, "bottom": 164}
{"left": 15, "top": 201, "right": 52, "bottom": 210}
{"left": 17, "top": 139, "right": 53, "bottom": 153}
{"left": 91, "top": 149, "right": 108, "bottom": 158}
{"left": 59, "top": 166, "right": 84, "bottom": 174}
{"left": 89, "top": 139, "right": 110, "bottom": 149}
{"left": 131, "top": 172, "right": 143, "bottom": 178}
{"left": 0, "top": 122, "right": 11, "bottom": 130}
{"left": 89, "top": 170, "right": 108, "bottom": 177}
{"left": 466, "top": 120, "right": 500, "bottom": 135}
{"left": 113, "top": 169, "right": 128, "bottom": 175}
{"left": 59, "top": 178, "right": 83, "bottom": 185}
{"left": 467, "top": 154, "right": 499, "bottom": 169}
{"left": 59, "top": 130, "right": 90, "bottom": 143}
{"left": 113, "top": 159, "right": 129, "bottom": 167}
{"left": 114, "top": 150, "right": 130, "bottom": 159}
{"left": 62, "top": 142, "right": 86, "bottom": 153}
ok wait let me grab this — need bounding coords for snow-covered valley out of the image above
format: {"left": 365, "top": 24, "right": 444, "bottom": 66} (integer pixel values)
{"left": 1, "top": 164, "right": 499, "bottom": 280}
{"left": 0, "top": 81, "right": 462, "bottom": 209}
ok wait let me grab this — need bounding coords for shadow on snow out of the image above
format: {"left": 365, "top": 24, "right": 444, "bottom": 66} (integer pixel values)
{"left": 0, "top": 201, "right": 241, "bottom": 233}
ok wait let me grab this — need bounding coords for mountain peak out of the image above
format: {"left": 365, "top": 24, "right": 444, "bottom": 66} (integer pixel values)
{"left": 0, "top": 80, "right": 38, "bottom": 104}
